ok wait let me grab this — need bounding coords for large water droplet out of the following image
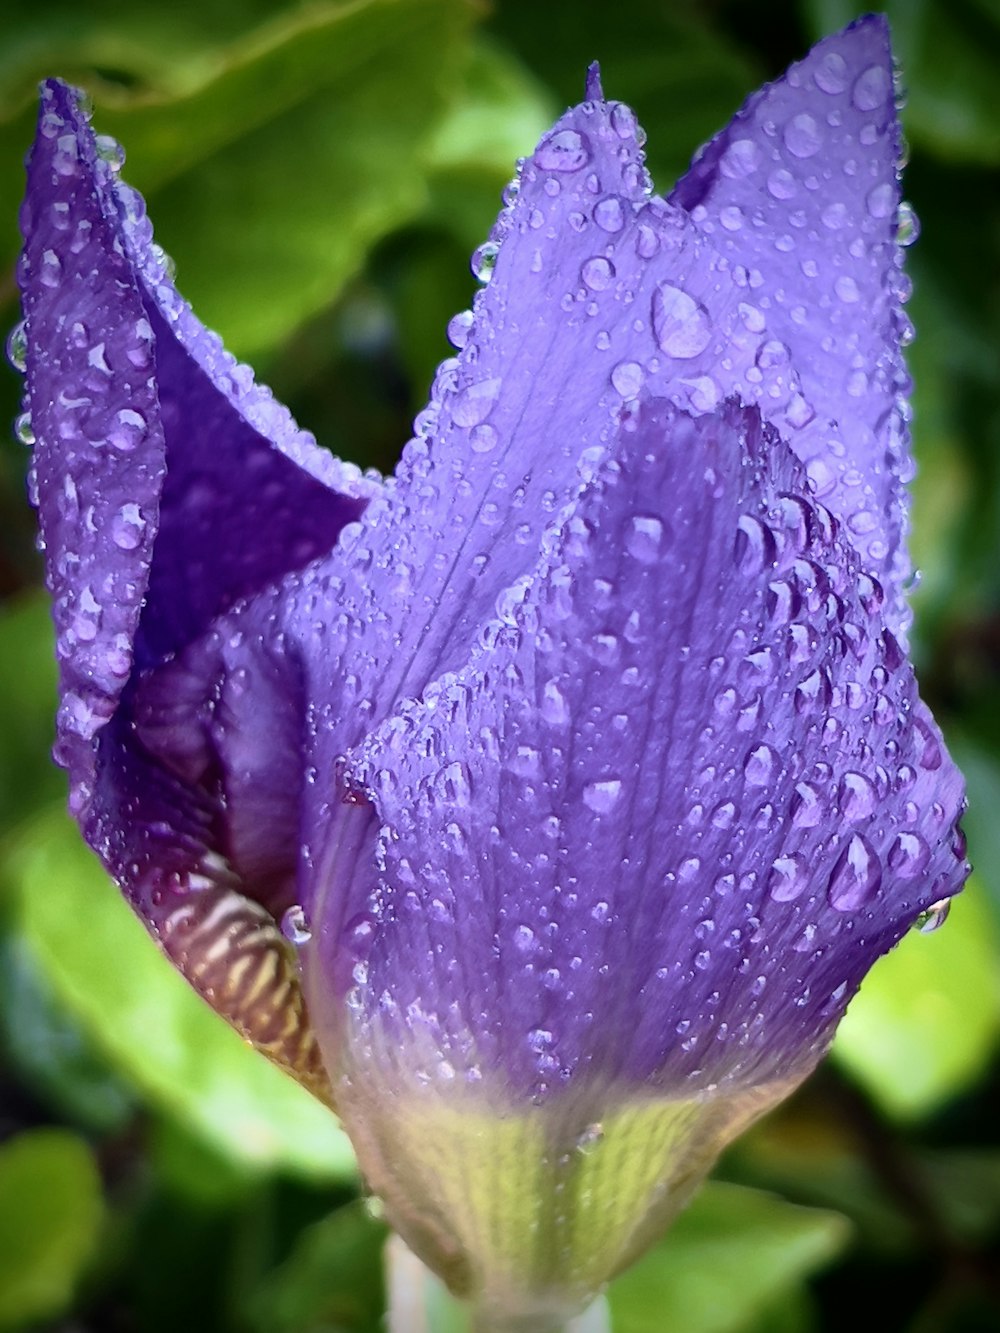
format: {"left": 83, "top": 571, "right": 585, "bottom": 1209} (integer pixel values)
{"left": 471, "top": 242, "right": 499, "bottom": 283}
{"left": 828, "top": 834, "right": 881, "bottom": 911}
{"left": 783, "top": 113, "right": 823, "bottom": 158}
{"left": 896, "top": 201, "right": 920, "bottom": 247}
{"left": 625, "top": 515, "right": 664, "bottom": 564}
{"left": 6, "top": 320, "right": 27, "bottom": 374}
{"left": 452, "top": 377, "right": 501, "bottom": 428}
{"left": 581, "top": 256, "right": 615, "bottom": 291}
{"left": 744, "top": 744, "right": 779, "bottom": 787}
{"left": 888, "top": 831, "right": 930, "bottom": 880}
{"left": 839, "top": 771, "right": 876, "bottom": 821}
{"left": 815, "top": 50, "right": 849, "bottom": 95}
{"left": 593, "top": 195, "right": 626, "bottom": 233}
{"left": 651, "top": 283, "right": 713, "bottom": 359}
{"left": 611, "top": 360, "right": 645, "bottom": 398}
{"left": 110, "top": 502, "right": 146, "bottom": 550}
{"left": 281, "top": 904, "right": 311, "bottom": 945}
{"left": 768, "top": 854, "right": 808, "bottom": 902}
{"left": 536, "top": 128, "right": 591, "bottom": 172}
{"left": 583, "top": 779, "right": 623, "bottom": 814}
{"left": 914, "top": 898, "right": 951, "bottom": 933}
{"left": 853, "top": 64, "right": 890, "bottom": 112}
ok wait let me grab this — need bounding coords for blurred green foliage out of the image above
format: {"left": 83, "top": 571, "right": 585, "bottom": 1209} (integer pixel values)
{"left": 0, "top": 0, "right": 998, "bottom": 1329}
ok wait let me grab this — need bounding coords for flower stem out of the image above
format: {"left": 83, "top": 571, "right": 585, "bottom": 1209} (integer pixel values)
{"left": 384, "top": 1232, "right": 611, "bottom": 1333}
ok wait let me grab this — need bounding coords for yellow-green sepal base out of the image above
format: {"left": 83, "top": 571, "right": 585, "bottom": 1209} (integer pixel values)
{"left": 385, "top": 1232, "right": 611, "bottom": 1333}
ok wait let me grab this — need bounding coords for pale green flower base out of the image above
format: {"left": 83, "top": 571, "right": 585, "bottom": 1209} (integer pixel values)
{"left": 386, "top": 1232, "right": 611, "bottom": 1333}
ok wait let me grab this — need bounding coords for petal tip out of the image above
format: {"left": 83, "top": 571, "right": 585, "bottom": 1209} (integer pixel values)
{"left": 585, "top": 62, "right": 604, "bottom": 102}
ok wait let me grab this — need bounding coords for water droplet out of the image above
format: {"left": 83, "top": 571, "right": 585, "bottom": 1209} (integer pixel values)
{"left": 281, "top": 904, "right": 311, "bottom": 945}
{"left": 835, "top": 275, "right": 860, "bottom": 304}
{"left": 110, "top": 502, "right": 146, "bottom": 550}
{"left": 469, "top": 423, "right": 498, "bottom": 454}
{"left": 720, "top": 204, "right": 744, "bottom": 232}
{"left": 914, "top": 898, "right": 951, "bottom": 933}
{"left": 815, "top": 50, "right": 849, "bottom": 95}
{"left": 39, "top": 248, "right": 61, "bottom": 288}
{"left": 888, "top": 831, "right": 930, "bottom": 880}
{"left": 447, "top": 309, "right": 474, "bottom": 349}
{"left": 839, "top": 771, "right": 876, "bottom": 821}
{"left": 828, "top": 834, "right": 881, "bottom": 911}
{"left": 767, "top": 168, "right": 797, "bottom": 200}
{"left": 791, "top": 781, "right": 824, "bottom": 828}
{"left": 734, "top": 514, "right": 776, "bottom": 575}
{"left": 581, "top": 255, "right": 615, "bottom": 291}
{"left": 744, "top": 744, "right": 779, "bottom": 787}
{"left": 896, "top": 201, "right": 920, "bottom": 247}
{"left": 853, "top": 64, "right": 890, "bottom": 112}
{"left": 593, "top": 195, "right": 625, "bottom": 233}
{"left": 471, "top": 242, "right": 499, "bottom": 283}
{"left": 651, "top": 283, "right": 713, "bottom": 358}
{"left": 6, "top": 320, "right": 27, "bottom": 374}
{"left": 783, "top": 112, "right": 823, "bottom": 158}
{"left": 542, "top": 679, "right": 570, "bottom": 726}
{"left": 14, "top": 412, "right": 34, "bottom": 446}
{"left": 625, "top": 514, "right": 664, "bottom": 564}
{"left": 452, "top": 377, "right": 501, "bottom": 428}
{"left": 583, "top": 779, "right": 623, "bottom": 814}
{"left": 768, "top": 854, "right": 808, "bottom": 902}
{"left": 536, "top": 128, "right": 591, "bottom": 172}
{"left": 720, "top": 138, "right": 760, "bottom": 179}
{"left": 94, "top": 133, "right": 125, "bottom": 173}
{"left": 611, "top": 360, "right": 645, "bottom": 398}
{"left": 107, "top": 408, "right": 147, "bottom": 452}
{"left": 867, "top": 181, "right": 895, "bottom": 219}
{"left": 345, "top": 912, "right": 376, "bottom": 956}
{"left": 575, "top": 1123, "right": 605, "bottom": 1154}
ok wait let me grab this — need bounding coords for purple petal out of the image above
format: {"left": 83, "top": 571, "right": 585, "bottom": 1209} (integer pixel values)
{"left": 18, "top": 81, "right": 372, "bottom": 810}
{"left": 315, "top": 400, "right": 965, "bottom": 1100}
{"left": 671, "top": 16, "right": 915, "bottom": 637}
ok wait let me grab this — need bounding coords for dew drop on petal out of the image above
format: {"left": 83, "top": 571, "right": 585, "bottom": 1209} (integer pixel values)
{"left": 6, "top": 320, "right": 27, "bottom": 374}
{"left": 651, "top": 283, "right": 713, "bottom": 358}
{"left": 783, "top": 113, "right": 823, "bottom": 158}
{"left": 888, "top": 831, "right": 930, "bottom": 880}
{"left": 815, "top": 50, "right": 849, "bottom": 94}
{"left": 452, "top": 377, "right": 501, "bottom": 428}
{"left": 626, "top": 515, "right": 664, "bottom": 564}
{"left": 281, "top": 904, "right": 311, "bottom": 945}
{"left": 828, "top": 834, "right": 881, "bottom": 911}
{"left": 914, "top": 898, "right": 951, "bottom": 933}
{"left": 583, "top": 779, "right": 622, "bottom": 814}
{"left": 852, "top": 64, "right": 891, "bottom": 112}
{"left": 593, "top": 195, "right": 626, "bottom": 233}
{"left": 581, "top": 256, "right": 615, "bottom": 291}
{"left": 744, "top": 744, "right": 779, "bottom": 786}
{"left": 839, "top": 771, "right": 876, "bottom": 821}
{"left": 611, "top": 360, "right": 645, "bottom": 398}
{"left": 768, "top": 854, "right": 808, "bottom": 902}
{"left": 536, "top": 128, "right": 591, "bottom": 172}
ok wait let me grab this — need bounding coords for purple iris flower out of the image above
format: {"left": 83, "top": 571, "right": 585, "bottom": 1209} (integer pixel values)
{"left": 15, "top": 13, "right": 968, "bottom": 1327}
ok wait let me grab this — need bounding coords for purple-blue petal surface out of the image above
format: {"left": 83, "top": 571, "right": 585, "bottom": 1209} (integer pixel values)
{"left": 672, "top": 16, "right": 915, "bottom": 637}
{"left": 19, "top": 81, "right": 374, "bottom": 813}
{"left": 316, "top": 400, "right": 965, "bottom": 1100}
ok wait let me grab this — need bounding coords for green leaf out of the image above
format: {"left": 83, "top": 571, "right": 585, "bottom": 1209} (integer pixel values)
{"left": 0, "top": 593, "right": 61, "bottom": 831}
{"left": 247, "top": 1203, "right": 386, "bottom": 1333}
{"left": 8, "top": 804, "right": 357, "bottom": 1179}
{"left": 833, "top": 877, "right": 1000, "bottom": 1118}
{"left": 0, "top": 1128, "right": 104, "bottom": 1329}
{"left": 0, "top": 0, "right": 479, "bottom": 359}
{"left": 485, "top": 2, "right": 761, "bottom": 188}
{"left": 608, "top": 1182, "right": 848, "bottom": 1333}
